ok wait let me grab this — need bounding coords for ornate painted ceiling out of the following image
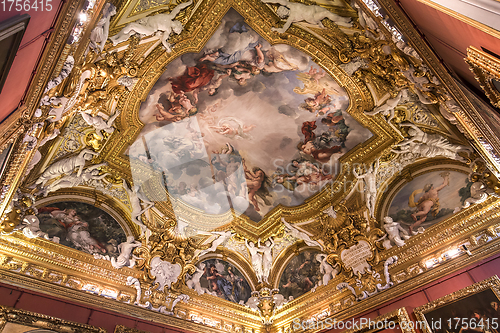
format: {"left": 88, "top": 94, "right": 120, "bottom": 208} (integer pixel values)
{"left": 1, "top": 0, "right": 500, "bottom": 332}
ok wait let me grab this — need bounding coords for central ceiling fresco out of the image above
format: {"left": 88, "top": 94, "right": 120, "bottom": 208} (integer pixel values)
{"left": 128, "top": 9, "right": 371, "bottom": 221}
{"left": 1, "top": 0, "right": 500, "bottom": 332}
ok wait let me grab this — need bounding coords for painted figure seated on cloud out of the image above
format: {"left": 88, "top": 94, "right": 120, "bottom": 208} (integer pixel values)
{"left": 38, "top": 207, "right": 106, "bottom": 254}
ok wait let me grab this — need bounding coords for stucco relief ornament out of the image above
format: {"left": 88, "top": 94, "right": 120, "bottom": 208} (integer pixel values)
{"left": 315, "top": 253, "right": 338, "bottom": 286}
{"left": 109, "top": 0, "right": 193, "bottom": 52}
{"left": 353, "top": 158, "right": 380, "bottom": 219}
{"left": 462, "top": 181, "right": 498, "bottom": 209}
{"left": 379, "top": 216, "right": 411, "bottom": 249}
{"left": 198, "top": 230, "right": 233, "bottom": 257}
{"left": 150, "top": 257, "right": 182, "bottom": 291}
{"left": 262, "top": 0, "right": 352, "bottom": 33}
{"left": 19, "top": 215, "right": 59, "bottom": 243}
{"left": 281, "top": 218, "right": 323, "bottom": 250}
{"left": 80, "top": 109, "right": 120, "bottom": 140}
{"left": 110, "top": 236, "right": 142, "bottom": 269}
{"left": 364, "top": 90, "right": 408, "bottom": 123}
{"left": 38, "top": 162, "right": 109, "bottom": 197}
{"left": 336, "top": 255, "right": 398, "bottom": 301}
{"left": 34, "top": 148, "right": 99, "bottom": 188}
{"left": 316, "top": 205, "right": 385, "bottom": 279}
{"left": 122, "top": 179, "right": 154, "bottom": 237}
{"left": 391, "top": 122, "right": 472, "bottom": 162}
{"left": 89, "top": 3, "right": 117, "bottom": 53}
{"left": 0, "top": 191, "right": 37, "bottom": 233}
{"left": 186, "top": 262, "right": 216, "bottom": 295}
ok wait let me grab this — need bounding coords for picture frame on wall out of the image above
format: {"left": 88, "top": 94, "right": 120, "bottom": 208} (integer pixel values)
{"left": 0, "top": 305, "right": 105, "bottom": 332}
{"left": 340, "top": 308, "right": 415, "bottom": 333}
{"left": 0, "top": 14, "right": 30, "bottom": 94}
{"left": 0, "top": 143, "right": 13, "bottom": 182}
{"left": 414, "top": 276, "right": 500, "bottom": 333}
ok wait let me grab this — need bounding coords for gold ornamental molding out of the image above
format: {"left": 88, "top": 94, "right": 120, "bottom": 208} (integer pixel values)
{"left": 466, "top": 46, "right": 500, "bottom": 108}
{"left": 374, "top": 0, "right": 500, "bottom": 177}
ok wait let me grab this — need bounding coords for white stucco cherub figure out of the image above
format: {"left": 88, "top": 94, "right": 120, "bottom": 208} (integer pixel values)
{"left": 109, "top": 0, "right": 193, "bottom": 52}
{"left": 122, "top": 179, "right": 154, "bottom": 237}
{"left": 126, "top": 276, "right": 142, "bottom": 304}
{"left": 262, "top": 0, "right": 351, "bottom": 33}
{"left": 353, "top": 158, "right": 380, "bottom": 219}
{"left": 282, "top": 218, "right": 324, "bottom": 250}
{"left": 381, "top": 216, "right": 410, "bottom": 248}
{"left": 89, "top": 3, "right": 117, "bottom": 52}
{"left": 110, "top": 236, "right": 142, "bottom": 269}
{"left": 35, "top": 148, "right": 99, "bottom": 188}
{"left": 364, "top": 90, "right": 407, "bottom": 123}
{"left": 80, "top": 110, "right": 120, "bottom": 140}
{"left": 315, "top": 253, "right": 338, "bottom": 286}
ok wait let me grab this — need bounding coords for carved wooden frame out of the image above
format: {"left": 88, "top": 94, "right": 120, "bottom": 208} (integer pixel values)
{"left": 0, "top": 305, "right": 105, "bottom": 332}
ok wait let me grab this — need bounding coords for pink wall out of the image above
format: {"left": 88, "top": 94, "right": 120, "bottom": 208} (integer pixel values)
{"left": 0, "top": 282, "right": 189, "bottom": 332}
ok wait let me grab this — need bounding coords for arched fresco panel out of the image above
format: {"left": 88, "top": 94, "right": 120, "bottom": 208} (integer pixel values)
{"left": 194, "top": 258, "right": 252, "bottom": 304}
{"left": 387, "top": 170, "right": 471, "bottom": 234}
{"left": 36, "top": 201, "right": 127, "bottom": 256}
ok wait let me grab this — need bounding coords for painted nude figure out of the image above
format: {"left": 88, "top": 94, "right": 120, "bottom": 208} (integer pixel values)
{"left": 109, "top": 0, "right": 192, "bottom": 52}
{"left": 262, "top": 0, "right": 351, "bottom": 33}
{"left": 241, "top": 159, "right": 266, "bottom": 211}
{"left": 408, "top": 172, "right": 449, "bottom": 233}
